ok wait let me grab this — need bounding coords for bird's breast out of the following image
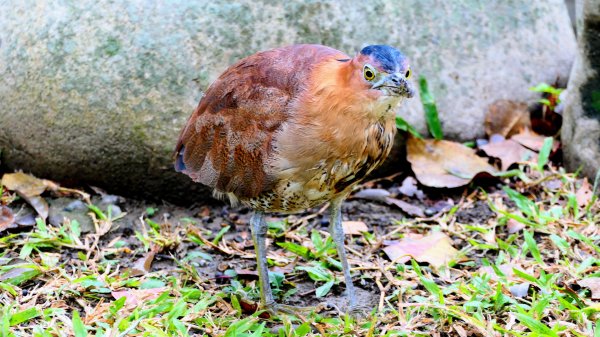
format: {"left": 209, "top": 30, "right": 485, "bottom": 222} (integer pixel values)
{"left": 244, "top": 119, "right": 396, "bottom": 213}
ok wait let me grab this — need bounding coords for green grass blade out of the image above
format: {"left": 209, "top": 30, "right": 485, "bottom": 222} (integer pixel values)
{"left": 418, "top": 76, "right": 443, "bottom": 140}
{"left": 411, "top": 260, "right": 444, "bottom": 304}
{"left": 395, "top": 116, "right": 423, "bottom": 139}
{"left": 515, "top": 313, "right": 558, "bottom": 337}
{"left": 9, "top": 307, "right": 40, "bottom": 326}
{"left": 72, "top": 311, "right": 87, "bottom": 337}
{"left": 523, "top": 231, "right": 544, "bottom": 265}
{"left": 537, "top": 137, "right": 553, "bottom": 171}
{"left": 277, "top": 241, "right": 313, "bottom": 260}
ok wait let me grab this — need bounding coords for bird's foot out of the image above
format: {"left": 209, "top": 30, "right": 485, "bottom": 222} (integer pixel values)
{"left": 346, "top": 304, "right": 371, "bottom": 319}
{"left": 260, "top": 301, "right": 337, "bottom": 319}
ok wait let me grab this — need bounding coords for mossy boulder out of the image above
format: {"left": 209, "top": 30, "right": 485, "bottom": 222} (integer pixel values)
{"left": 0, "top": 1, "right": 575, "bottom": 203}
{"left": 562, "top": 0, "right": 600, "bottom": 180}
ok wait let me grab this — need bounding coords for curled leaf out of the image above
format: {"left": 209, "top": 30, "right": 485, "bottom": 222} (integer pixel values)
{"left": 407, "top": 136, "right": 497, "bottom": 188}
{"left": 480, "top": 139, "right": 537, "bottom": 171}
{"left": 385, "top": 197, "right": 425, "bottom": 217}
{"left": 342, "top": 221, "right": 368, "bottom": 235}
{"left": 131, "top": 245, "right": 160, "bottom": 276}
{"left": 578, "top": 277, "right": 600, "bottom": 300}
{"left": 111, "top": 287, "right": 168, "bottom": 307}
{"left": 575, "top": 179, "right": 593, "bottom": 207}
{"left": 383, "top": 231, "right": 459, "bottom": 270}
{"left": 0, "top": 206, "right": 15, "bottom": 232}
{"left": 484, "top": 100, "right": 530, "bottom": 138}
{"left": 511, "top": 132, "right": 559, "bottom": 152}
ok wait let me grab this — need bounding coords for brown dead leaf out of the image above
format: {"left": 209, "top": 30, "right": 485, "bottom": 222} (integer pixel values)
{"left": 352, "top": 188, "right": 425, "bottom": 216}
{"left": 1, "top": 173, "right": 90, "bottom": 220}
{"left": 485, "top": 100, "right": 531, "bottom": 138}
{"left": 511, "top": 132, "right": 559, "bottom": 152}
{"left": 235, "top": 269, "right": 259, "bottom": 279}
{"left": 578, "top": 278, "right": 600, "bottom": 299}
{"left": 352, "top": 188, "right": 390, "bottom": 203}
{"left": 398, "top": 176, "right": 424, "bottom": 199}
{"left": 480, "top": 139, "right": 538, "bottom": 171}
{"left": 1, "top": 172, "right": 54, "bottom": 197}
{"left": 1, "top": 173, "right": 52, "bottom": 219}
{"left": 342, "top": 221, "right": 368, "bottom": 235}
{"left": 407, "top": 136, "right": 497, "bottom": 188}
{"left": 506, "top": 218, "right": 526, "bottom": 234}
{"left": 383, "top": 231, "right": 459, "bottom": 270}
{"left": 484, "top": 100, "right": 531, "bottom": 138}
{"left": 575, "top": 179, "right": 593, "bottom": 207}
{"left": 385, "top": 197, "right": 425, "bottom": 217}
{"left": 0, "top": 206, "right": 14, "bottom": 232}
{"left": 130, "top": 245, "right": 161, "bottom": 276}
{"left": 510, "top": 283, "right": 530, "bottom": 298}
{"left": 111, "top": 287, "right": 168, "bottom": 307}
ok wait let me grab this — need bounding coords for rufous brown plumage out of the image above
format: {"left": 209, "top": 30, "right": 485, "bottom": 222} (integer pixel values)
{"left": 175, "top": 43, "right": 413, "bottom": 315}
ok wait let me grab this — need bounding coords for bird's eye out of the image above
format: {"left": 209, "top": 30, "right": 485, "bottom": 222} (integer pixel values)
{"left": 405, "top": 69, "right": 411, "bottom": 79}
{"left": 363, "top": 65, "right": 376, "bottom": 81}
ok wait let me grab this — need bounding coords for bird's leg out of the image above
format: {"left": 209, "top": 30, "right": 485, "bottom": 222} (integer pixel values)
{"left": 329, "top": 197, "right": 358, "bottom": 312}
{"left": 250, "top": 212, "right": 275, "bottom": 308}
{"left": 250, "top": 212, "right": 335, "bottom": 318}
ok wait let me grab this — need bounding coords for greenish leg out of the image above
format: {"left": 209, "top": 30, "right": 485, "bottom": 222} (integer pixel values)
{"left": 250, "top": 212, "right": 335, "bottom": 317}
{"left": 250, "top": 212, "right": 275, "bottom": 307}
{"left": 329, "top": 197, "right": 358, "bottom": 311}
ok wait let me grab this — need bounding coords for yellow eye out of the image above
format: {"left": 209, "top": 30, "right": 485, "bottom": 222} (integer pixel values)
{"left": 405, "top": 69, "right": 411, "bottom": 79}
{"left": 363, "top": 65, "right": 376, "bottom": 81}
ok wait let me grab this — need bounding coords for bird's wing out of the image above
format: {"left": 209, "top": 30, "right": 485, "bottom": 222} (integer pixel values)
{"left": 175, "top": 45, "right": 346, "bottom": 199}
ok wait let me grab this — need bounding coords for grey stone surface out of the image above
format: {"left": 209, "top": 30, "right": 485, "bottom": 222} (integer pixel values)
{"left": 0, "top": 1, "right": 576, "bottom": 203}
{"left": 562, "top": 0, "right": 600, "bottom": 179}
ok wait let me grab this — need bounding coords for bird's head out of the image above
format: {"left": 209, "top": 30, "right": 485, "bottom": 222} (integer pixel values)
{"left": 352, "top": 45, "right": 414, "bottom": 99}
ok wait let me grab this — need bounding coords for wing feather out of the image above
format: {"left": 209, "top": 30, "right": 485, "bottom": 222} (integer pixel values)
{"left": 174, "top": 44, "right": 345, "bottom": 199}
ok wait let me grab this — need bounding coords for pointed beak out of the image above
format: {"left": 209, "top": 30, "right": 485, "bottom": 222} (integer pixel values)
{"left": 372, "top": 73, "right": 415, "bottom": 98}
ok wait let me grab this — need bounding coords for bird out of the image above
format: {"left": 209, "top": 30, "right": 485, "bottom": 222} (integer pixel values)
{"left": 174, "top": 44, "right": 414, "bottom": 316}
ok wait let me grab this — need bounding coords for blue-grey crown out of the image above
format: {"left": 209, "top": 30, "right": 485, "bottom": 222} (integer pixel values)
{"left": 360, "top": 45, "right": 407, "bottom": 73}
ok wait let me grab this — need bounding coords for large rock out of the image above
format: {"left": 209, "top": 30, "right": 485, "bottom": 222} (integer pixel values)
{"left": 0, "top": 1, "right": 575, "bottom": 203}
{"left": 562, "top": 0, "right": 600, "bottom": 179}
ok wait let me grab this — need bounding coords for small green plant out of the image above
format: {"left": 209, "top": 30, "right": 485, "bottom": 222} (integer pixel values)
{"left": 530, "top": 83, "right": 563, "bottom": 111}
{"left": 395, "top": 75, "right": 443, "bottom": 140}
{"left": 419, "top": 76, "right": 443, "bottom": 140}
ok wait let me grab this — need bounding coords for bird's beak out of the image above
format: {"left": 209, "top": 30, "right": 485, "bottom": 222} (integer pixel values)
{"left": 372, "top": 73, "right": 415, "bottom": 98}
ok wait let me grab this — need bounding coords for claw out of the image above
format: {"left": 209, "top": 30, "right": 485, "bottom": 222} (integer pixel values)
{"left": 260, "top": 302, "right": 337, "bottom": 319}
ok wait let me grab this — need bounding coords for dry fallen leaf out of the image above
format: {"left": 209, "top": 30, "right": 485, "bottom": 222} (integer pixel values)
{"left": 383, "top": 231, "right": 459, "bottom": 270}
{"left": 484, "top": 100, "right": 531, "bottom": 138}
{"left": 1, "top": 172, "right": 55, "bottom": 197}
{"left": 407, "top": 136, "right": 498, "bottom": 188}
{"left": 398, "top": 176, "right": 424, "bottom": 199}
{"left": 352, "top": 188, "right": 390, "bottom": 203}
{"left": 511, "top": 132, "right": 559, "bottom": 152}
{"left": 480, "top": 139, "right": 538, "bottom": 171}
{"left": 131, "top": 245, "right": 161, "bottom": 276}
{"left": 578, "top": 277, "right": 600, "bottom": 300}
{"left": 506, "top": 218, "right": 526, "bottom": 234}
{"left": 342, "top": 221, "right": 368, "bottom": 235}
{"left": 509, "top": 283, "right": 530, "bottom": 298}
{"left": 0, "top": 206, "right": 15, "bottom": 232}
{"left": 1, "top": 172, "right": 90, "bottom": 220}
{"left": 575, "top": 178, "right": 593, "bottom": 207}
{"left": 111, "top": 287, "right": 168, "bottom": 307}
{"left": 453, "top": 325, "right": 468, "bottom": 337}
{"left": 384, "top": 197, "right": 425, "bottom": 217}
{"left": 1, "top": 173, "right": 52, "bottom": 219}
{"left": 352, "top": 188, "right": 425, "bottom": 217}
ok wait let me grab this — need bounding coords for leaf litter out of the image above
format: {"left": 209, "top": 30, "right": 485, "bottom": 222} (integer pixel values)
{"left": 1, "top": 116, "right": 599, "bottom": 335}
{"left": 0, "top": 155, "right": 600, "bottom": 336}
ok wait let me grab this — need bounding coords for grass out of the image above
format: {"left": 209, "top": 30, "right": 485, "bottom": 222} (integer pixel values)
{"left": 1, "top": 159, "right": 599, "bottom": 336}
